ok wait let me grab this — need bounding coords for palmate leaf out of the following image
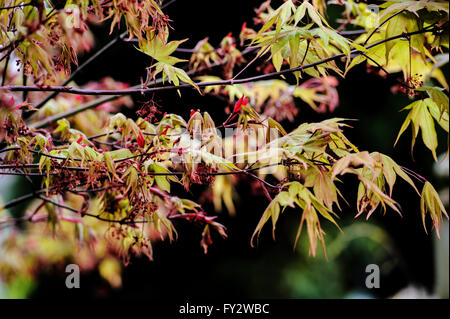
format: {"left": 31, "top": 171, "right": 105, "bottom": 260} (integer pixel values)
{"left": 153, "top": 62, "right": 200, "bottom": 93}
{"left": 212, "top": 175, "right": 237, "bottom": 215}
{"left": 330, "top": 151, "right": 422, "bottom": 220}
{"left": 427, "top": 87, "right": 449, "bottom": 118}
{"left": 191, "top": 148, "right": 239, "bottom": 172}
{"left": 385, "top": 11, "right": 425, "bottom": 63}
{"left": 395, "top": 98, "right": 447, "bottom": 161}
{"left": 251, "top": 181, "right": 341, "bottom": 258}
{"left": 136, "top": 29, "right": 199, "bottom": 93}
{"left": 415, "top": 87, "right": 450, "bottom": 129}
{"left": 380, "top": 153, "right": 420, "bottom": 196}
{"left": 250, "top": 0, "right": 350, "bottom": 82}
{"left": 138, "top": 35, "right": 188, "bottom": 66}
{"left": 380, "top": 0, "right": 449, "bottom": 19}
{"left": 427, "top": 96, "right": 449, "bottom": 133}
{"left": 356, "top": 171, "right": 402, "bottom": 218}
{"left": 421, "top": 182, "right": 449, "bottom": 238}
{"left": 331, "top": 151, "right": 375, "bottom": 181}
{"left": 251, "top": 0, "right": 297, "bottom": 43}
{"left": 310, "top": 169, "right": 339, "bottom": 211}
{"left": 255, "top": 26, "right": 312, "bottom": 75}
{"left": 153, "top": 210, "right": 177, "bottom": 242}
{"left": 143, "top": 160, "right": 181, "bottom": 193}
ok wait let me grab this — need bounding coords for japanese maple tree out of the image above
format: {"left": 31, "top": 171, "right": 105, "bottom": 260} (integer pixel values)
{"left": 0, "top": 0, "right": 448, "bottom": 287}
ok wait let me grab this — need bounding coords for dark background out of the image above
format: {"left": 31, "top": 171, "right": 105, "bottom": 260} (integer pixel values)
{"left": 26, "top": 0, "right": 448, "bottom": 299}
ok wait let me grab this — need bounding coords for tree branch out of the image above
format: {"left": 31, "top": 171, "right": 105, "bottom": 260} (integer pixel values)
{"left": 363, "top": 9, "right": 405, "bottom": 46}
{"left": 3, "top": 26, "right": 440, "bottom": 97}
{"left": 0, "top": 3, "right": 33, "bottom": 11}
{"left": 32, "top": 32, "right": 128, "bottom": 110}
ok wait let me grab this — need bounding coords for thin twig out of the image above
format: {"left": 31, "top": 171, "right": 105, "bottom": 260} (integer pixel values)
{"left": 0, "top": 3, "right": 33, "bottom": 10}
{"left": 232, "top": 45, "right": 271, "bottom": 80}
{"left": 33, "top": 32, "right": 127, "bottom": 110}
{"left": 27, "top": 47, "right": 259, "bottom": 129}
{"left": 5, "top": 26, "right": 440, "bottom": 98}
{"left": 363, "top": 9, "right": 405, "bottom": 46}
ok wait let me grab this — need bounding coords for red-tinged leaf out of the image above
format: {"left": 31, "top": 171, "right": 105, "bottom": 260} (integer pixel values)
{"left": 421, "top": 182, "right": 449, "bottom": 238}
{"left": 201, "top": 225, "right": 213, "bottom": 254}
{"left": 137, "top": 132, "right": 145, "bottom": 148}
{"left": 160, "top": 125, "right": 170, "bottom": 136}
{"left": 77, "top": 136, "right": 83, "bottom": 144}
{"left": 233, "top": 95, "right": 248, "bottom": 113}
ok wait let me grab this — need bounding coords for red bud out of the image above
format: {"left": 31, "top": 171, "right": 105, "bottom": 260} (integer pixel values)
{"left": 233, "top": 95, "right": 248, "bottom": 113}
{"left": 160, "top": 125, "right": 170, "bottom": 136}
{"left": 137, "top": 132, "right": 145, "bottom": 148}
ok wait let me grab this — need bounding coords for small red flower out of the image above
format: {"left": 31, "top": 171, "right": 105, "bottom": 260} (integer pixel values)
{"left": 137, "top": 132, "right": 145, "bottom": 148}
{"left": 190, "top": 109, "right": 196, "bottom": 117}
{"left": 226, "top": 32, "right": 232, "bottom": 38}
{"left": 77, "top": 136, "right": 83, "bottom": 144}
